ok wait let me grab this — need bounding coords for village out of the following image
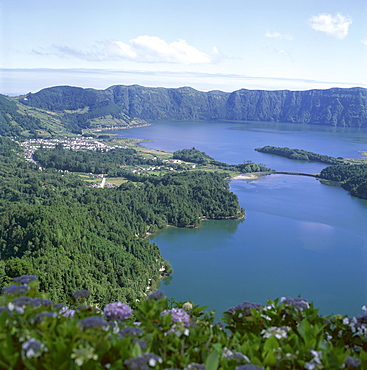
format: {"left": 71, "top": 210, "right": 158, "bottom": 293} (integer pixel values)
{"left": 17, "top": 136, "right": 119, "bottom": 165}
{"left": 16, "top": 137, "right": 195, "bottom": 188}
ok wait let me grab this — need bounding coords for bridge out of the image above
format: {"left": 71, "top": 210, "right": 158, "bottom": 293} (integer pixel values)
{"left": 245, "top": 171, "right": 320, "bottom": 178}
{"left": 269, "top": 171, "right": 319, "bottom": 178}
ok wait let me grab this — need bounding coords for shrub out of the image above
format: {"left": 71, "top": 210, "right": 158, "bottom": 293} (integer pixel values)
{"left": 0, "top": 276, "right": 366, "bottom": 369}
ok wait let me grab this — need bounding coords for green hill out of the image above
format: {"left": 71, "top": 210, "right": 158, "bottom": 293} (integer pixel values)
{"left": 17, "top": 85, "right": 367, "bottom": 130}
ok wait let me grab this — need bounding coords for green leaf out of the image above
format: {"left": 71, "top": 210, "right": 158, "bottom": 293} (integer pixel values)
{"left": 205, "top": 345, "right": 221, "bottom": 370}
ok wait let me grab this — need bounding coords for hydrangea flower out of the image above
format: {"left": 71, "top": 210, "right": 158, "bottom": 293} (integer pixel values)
{"left": 103, "top": 302, "right": 132, "bottom": 321}
{"left": 344, "top": 356, "right": 362, "bottom": 368}
{"left": 59, "top": 307, "right": 76, "bottom": 318}
{"left": 280, "top": 297, "right": 309, "bottom": 310}
{"left": 223, "top": 347, "right": 250, "bottom": 363}
{"left": 21, "top": 338, "right": 48, "bottom": 359}
{"left": 13, "top": 275, "right": 37, "bottom": 285}
{"left": 2, "top": 284, "right": 29, "bottom": 295}
{"left": 11, "top": 297, "right": 33, "bottom": 307}
{"left": 147, "top": 290, "right": 165, "bottom": 300}
{"left": 161, "top": 308, "right": 191, "bottom": 326}
{"left": 32, "top": 312, "right": 57, "bottom": 323}
{"left": 182, "top": 302, "right": 193, "bottom": 311}
{"left": 7, "top": 302, "right": 25, "bottom": 314}
{"left": 227, "top": 301, "right": 262, "bottom": 315}
{"left": 79, "top": 316, "right": 109, "bottom": 330}
{"left": 118, "top": 326, "right": 143, "bottom": 338}
{"left": 304, "top": 350, "right": 322, "bottom": 370}
{"left": 124, "top": 353, "right": 162, "bottom": 369}
{"left": 261, "top": 326, "right": 291, "bottom": 339}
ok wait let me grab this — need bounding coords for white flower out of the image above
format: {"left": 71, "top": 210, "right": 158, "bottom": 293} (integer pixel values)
{"left": 260, "top": 314, "right": 271, "bottom": 321}
{"left": 148, "top": 358, "right": 157, "bottom": 367}
{"left": 261, "top": 326, "right": 291, "bottom": 339}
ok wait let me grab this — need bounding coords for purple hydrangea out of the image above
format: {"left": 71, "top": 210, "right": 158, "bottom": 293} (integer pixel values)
{"left": 147, "top": 290, "right": 165, "bottom": 300}
{"left": 21, "top": 338, "right": 47, "bottom": 359}
{"left": 344, "top": 356, "right": 362, "bottom": 368}
{"left": 2, "top": 284, "right": 29, "bottom": 295}
{"left": 60, "top": 307, "right": 76, "bottom": 318}
{"left": 161, "top": 308, "right": 191, "bottom": 326}
{"left": 124, "top": 353, "right": 162, "bottom": 369}
{"left": 134, "top": 339, "right": 147, "bottom": 350}
{"left": 73, "top": 289, "right": 91, "bottom": 299}
{"left": 32, "top": 312, "right": 57, "bottom": 323}
{"left": 12, "top": 297, "right": 33, "bottom": 307}
{"left": 79, "top": 316, "right": 109, "bottom": 330}
{"left": 104, "top": 302, "right": 132, "bottom": 321}
{"left": 281, "top": 297, "right": 309, "bottom": 311}
{"left": 118, "top": 326, "right": 143, "bottom": 338}
{"left": 227, "top": 301, "right": 262, "bottom": 315}
{"left": 13, "top": 275, "right": 37, "bottom": 285}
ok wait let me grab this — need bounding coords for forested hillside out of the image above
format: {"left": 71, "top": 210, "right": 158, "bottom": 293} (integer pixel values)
{"left": 320, "top": 163, "right": 367, "bottom": 199}
{"left": 0, "top": 138, "right": 244, "bottom": 305}
{"left": 0, "top": 95, "right": 44, "bottom": 136}
{"left": 16, "top": 85, "right": 367, "bottom": 132}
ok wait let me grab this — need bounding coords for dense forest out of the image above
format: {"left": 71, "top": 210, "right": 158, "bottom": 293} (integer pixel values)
{"left": 0, "top": 137, "right": 243, "bottom": 306}
{"left": 255, "top": 145, "right": 344, "bottom": 164}
{"left": 173, "top": 148, "right": 270, "bottom": 173}
{"left": 320, "top": 163, "right": 367, "bottom": 199}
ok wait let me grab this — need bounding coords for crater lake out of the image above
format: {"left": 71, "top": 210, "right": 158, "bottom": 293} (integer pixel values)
{"left": 111, "top": 120, "right": 367, "bottom": 317}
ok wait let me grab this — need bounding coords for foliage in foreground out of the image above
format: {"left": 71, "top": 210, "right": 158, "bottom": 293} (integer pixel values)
{"left": 1, "top": 276, "right": 367, "bottom": 369}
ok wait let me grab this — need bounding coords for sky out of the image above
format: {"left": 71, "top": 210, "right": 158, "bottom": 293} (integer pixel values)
{"left": 1, "top": 0, "right": 367, "bottom": 95}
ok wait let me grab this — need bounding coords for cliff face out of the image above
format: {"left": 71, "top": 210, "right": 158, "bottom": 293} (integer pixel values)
{"left": 225, "top": 88, "right": 367, "bottom": 126}
{"left": 20, "top": 85, "right": 367, "bottom": 128}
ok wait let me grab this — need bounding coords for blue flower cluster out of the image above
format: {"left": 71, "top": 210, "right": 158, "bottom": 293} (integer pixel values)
{"left": 79, "top": 316, "right": 109, "bottom": 330}
{"left": 13, "top": 275, "right": 37, "bottom": 285}
{"left": 2, "top": 284, "right": 29, "bottom": 295}
{"left": 280, "top": 297, "right": 309, "bottom": 311}
{"left": 124, "top": 353, "right": 162, "bottom": 369}
{"left": 21, "top": 338, "right": 47, "bottom": 359}
{"left": 161, "top": 308, "right": 191, "bottom": 326}
{"left": 228, "top": 301, "right": 262, "bottom": 315}
{"left": 103, "top": 302, "right": 132, "bottom": 321}
{"left": 147, "top": 290, "right": 165, "bottom": 300}
{"left": 2, "top": 275, "right": 38, "bottom": 296}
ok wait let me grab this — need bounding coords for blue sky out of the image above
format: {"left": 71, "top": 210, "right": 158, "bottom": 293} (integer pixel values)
{"left": 1, "top": 0, "right": 366, "bottom": 95}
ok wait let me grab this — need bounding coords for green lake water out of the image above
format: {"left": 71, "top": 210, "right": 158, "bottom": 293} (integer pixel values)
{"left": 112, "top": 120, "right": 367, "bottom": 317}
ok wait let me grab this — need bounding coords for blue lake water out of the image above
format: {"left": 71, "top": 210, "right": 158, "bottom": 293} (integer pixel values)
{"left": 111, "top": 120, "right": 367, "bottom": 317}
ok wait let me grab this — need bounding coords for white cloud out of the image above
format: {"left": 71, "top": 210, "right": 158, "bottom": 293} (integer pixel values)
{"left": 362, "top": 39, "right": 367, "bottom": 46}
{"left": 262, "top": 45, "right": 291, "bottom": 57}
{"left": 265, "top": 31, "right": 293, "bottom": 40}
{"left": 308, "top": 13, "right": 352, "bottom": 39}
{"left": 46, "top": 36, "right": 221, "bottom": 64}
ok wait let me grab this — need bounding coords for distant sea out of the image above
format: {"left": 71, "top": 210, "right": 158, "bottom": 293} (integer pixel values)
{"left": 110, "top": 120, "right": 367, "bottom": 317}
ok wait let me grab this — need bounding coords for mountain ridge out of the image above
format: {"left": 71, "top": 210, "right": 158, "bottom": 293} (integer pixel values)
{"left": 3, "top": 85, "right": 366, "bottom": 136}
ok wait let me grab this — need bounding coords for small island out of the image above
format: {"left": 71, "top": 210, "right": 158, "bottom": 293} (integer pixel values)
{"left": 255, "top": 145, "right": 344, "bottom": 164}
